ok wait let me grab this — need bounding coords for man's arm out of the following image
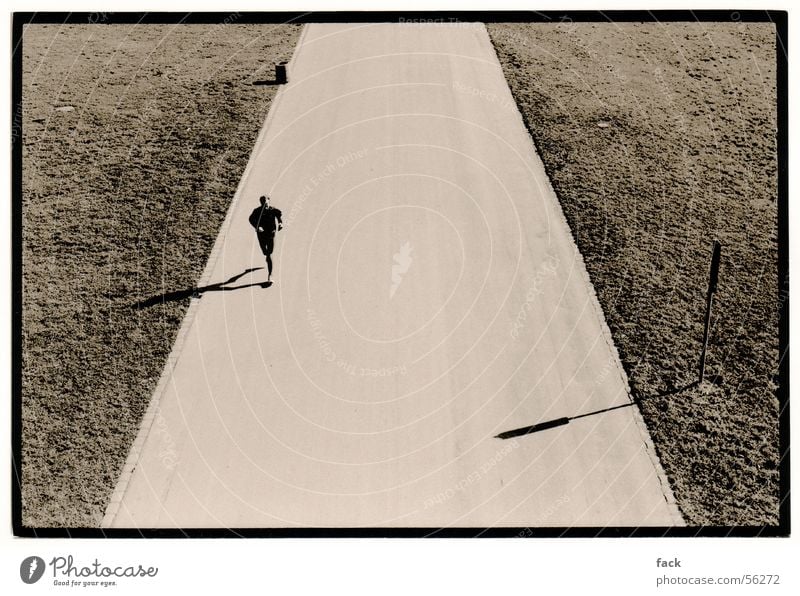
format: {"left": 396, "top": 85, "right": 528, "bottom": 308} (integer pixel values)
{"left": 249, "top": 208, "right": 261, "bottom": 230}
{"left": 275, "top": 208, "right": 283, "bottom": 230}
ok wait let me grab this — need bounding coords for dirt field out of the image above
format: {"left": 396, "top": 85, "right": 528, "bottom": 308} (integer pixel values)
{"left": 487, "top": 22, "right": 780, "bottom": 526}
{"left": 20, "top": 22, "right": 301, "bottom": 527}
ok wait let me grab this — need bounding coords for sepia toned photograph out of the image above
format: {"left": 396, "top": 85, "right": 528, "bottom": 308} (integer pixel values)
{"left": 12, "top": 11, "right": 787, "bottom": 535}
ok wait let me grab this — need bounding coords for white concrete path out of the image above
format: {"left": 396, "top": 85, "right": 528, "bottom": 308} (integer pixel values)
{"left": 104, "top": 23, "right": 683, "bottom": 528}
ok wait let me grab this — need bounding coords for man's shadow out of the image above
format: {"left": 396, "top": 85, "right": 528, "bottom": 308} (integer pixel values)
{"left": 132, "top": 268, "right": 271, "bottom": 309}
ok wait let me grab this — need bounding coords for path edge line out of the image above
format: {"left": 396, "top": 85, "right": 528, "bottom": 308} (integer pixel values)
{"left": 478, "top": 23, "right": 685, "bottom": 527}
{"left": 100, "top": 24, "right": 310, "bottom": 528}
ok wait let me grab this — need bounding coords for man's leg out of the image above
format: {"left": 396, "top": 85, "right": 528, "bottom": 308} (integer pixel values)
{"left": 265, "top": 235, "right": 275, "bottom": 281}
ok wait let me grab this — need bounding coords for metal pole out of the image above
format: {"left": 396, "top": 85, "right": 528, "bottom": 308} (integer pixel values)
{"left": 699, "top": 240, "right": 721, "bottom": 384}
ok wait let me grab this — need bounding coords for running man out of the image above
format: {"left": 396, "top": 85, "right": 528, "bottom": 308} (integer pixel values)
{"left": 249, "top": 195, "right": 283, "bottom": 282}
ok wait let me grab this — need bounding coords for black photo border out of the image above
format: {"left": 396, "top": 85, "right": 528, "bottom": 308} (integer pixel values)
{"left": 11, "top": 9, "right": 789, "bottom": 538}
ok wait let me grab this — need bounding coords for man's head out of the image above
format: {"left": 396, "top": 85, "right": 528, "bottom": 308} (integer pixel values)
{"left": 260, "top": 195, "right": 269, "bottom": 207}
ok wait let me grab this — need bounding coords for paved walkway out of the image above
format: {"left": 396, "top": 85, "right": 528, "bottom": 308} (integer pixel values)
{"left": 104, "top": 23, "right": 683, "bottom": 528}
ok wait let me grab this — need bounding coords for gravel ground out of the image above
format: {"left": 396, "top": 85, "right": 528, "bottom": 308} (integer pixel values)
{"left": 20, "top": 22, "right": 301, "bottom": 527}
{"left": 487, "top": 22, "right": 780, "bottom": 526}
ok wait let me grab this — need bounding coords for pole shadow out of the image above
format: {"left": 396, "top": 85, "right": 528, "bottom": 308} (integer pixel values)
{"left": 253, "top": 63, "right": 288, "bottom": 86}
{"left": 495, "top": 381, "right": 701, "bottom": 440}
{"left": 132, "top": 268, "right": 270, "bottom": 310}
